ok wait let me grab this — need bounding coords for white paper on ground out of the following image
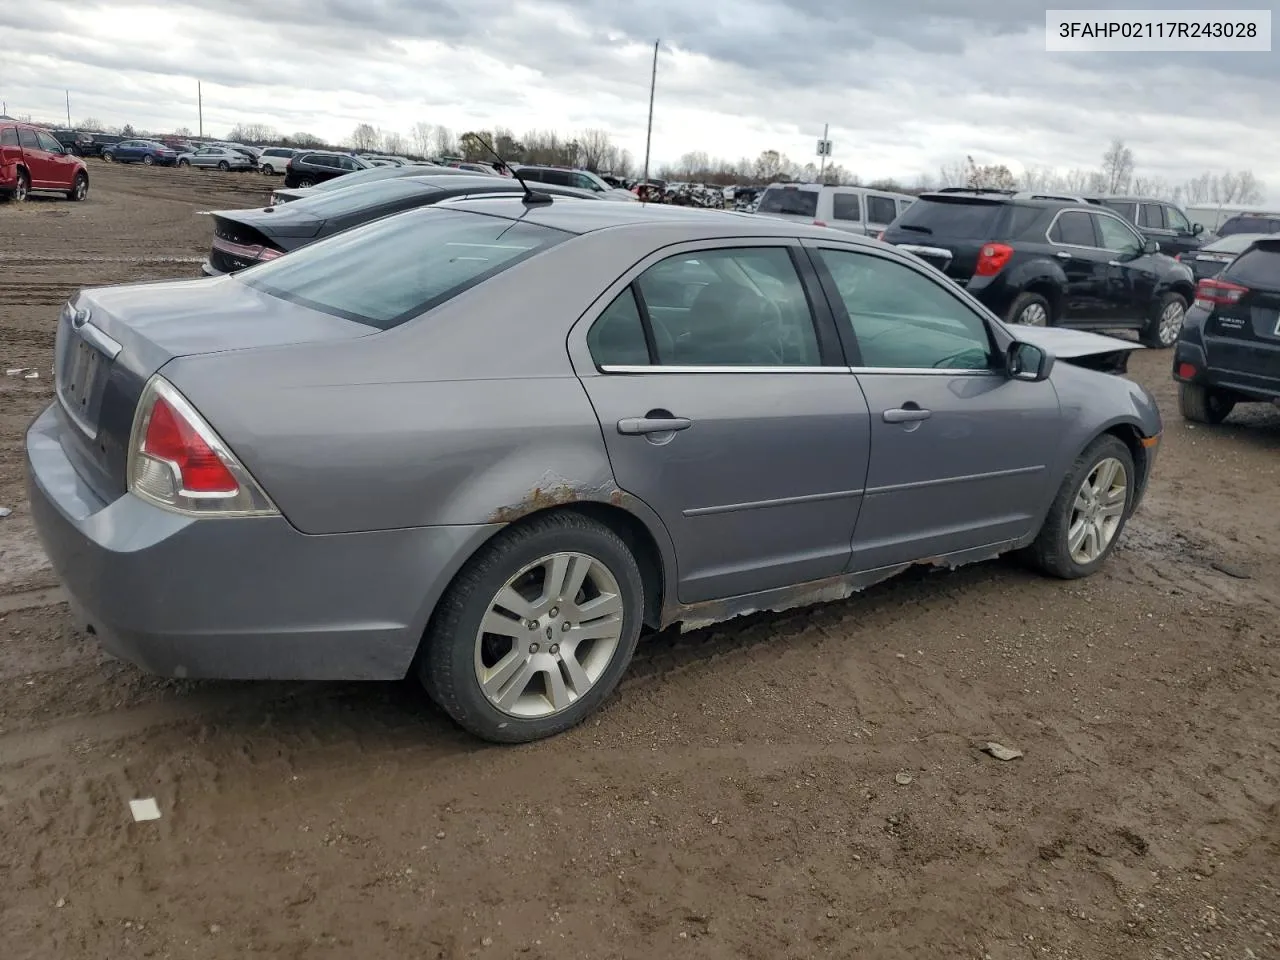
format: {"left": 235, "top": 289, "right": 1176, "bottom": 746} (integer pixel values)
{"left": 129, "top": 798, "right": 162, "bottom": 822}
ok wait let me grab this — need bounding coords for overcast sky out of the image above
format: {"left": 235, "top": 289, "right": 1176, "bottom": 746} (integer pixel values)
{"left": 2, "top": 0, "right": 1276, "bottom": 199}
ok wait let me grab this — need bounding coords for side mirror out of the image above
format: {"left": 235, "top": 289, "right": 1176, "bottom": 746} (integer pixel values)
{"left": 1007, "top": 341, "right": 1054, "bottom": 382}
{"left": 1143, "top": 238, "right": 1160, "bottom": 254}
{"left": 1192, "top": 222, "right": 1204, "bottom": 235}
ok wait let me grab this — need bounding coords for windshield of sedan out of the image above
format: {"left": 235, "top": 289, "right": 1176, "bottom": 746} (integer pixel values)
{"left": 238, "top": 208, "right": 571, "bottom": 329}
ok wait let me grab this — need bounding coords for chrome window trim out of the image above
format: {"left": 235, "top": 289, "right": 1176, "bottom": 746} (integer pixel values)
{"left": 597, "top": 364, "right": 999, "bottom": 376}
{"left": 1045, "top": 207, "right": 1144, "bottom": 253}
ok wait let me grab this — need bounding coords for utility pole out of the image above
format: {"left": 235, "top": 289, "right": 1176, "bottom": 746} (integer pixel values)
{"left": 197, "top": 81, "right": 203, "bottom": 138}
{"left": 641, "top": 39, "right": 658, "bottom": 187}
{"left": 65, "top": 90, "right": 71, "bottom": 128}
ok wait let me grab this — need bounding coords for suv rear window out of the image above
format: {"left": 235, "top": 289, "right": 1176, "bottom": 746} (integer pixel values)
{"left": 239, "top": 208, "right": 571, "bottom": 329}
{"left": 1221, "top": 242, "right": 1280, "bottom": 288}
{"left": 757, "top": 187, "right": 818, "bottom": 218}
{"left": 1219, "top": 216, "right": 1280, "bottom": 236}
{"left": 893, "top": 198, "right": 1004, "bottom": 239}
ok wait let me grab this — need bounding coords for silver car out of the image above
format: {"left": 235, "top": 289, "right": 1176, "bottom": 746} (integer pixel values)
{"left": 26, "top": 199, "right": 1162, "bottom": 743}
{"left": 177, "top": 146, "right": 256, "bottom": 171}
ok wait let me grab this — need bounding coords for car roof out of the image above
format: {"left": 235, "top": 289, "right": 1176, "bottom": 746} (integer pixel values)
{"left": 440, "top": 195, "right": 883, "bottom": 241}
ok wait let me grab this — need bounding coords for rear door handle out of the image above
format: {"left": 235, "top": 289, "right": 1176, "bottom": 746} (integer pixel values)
{"left": 617, "top": 416, "right": 692, "bottom": 435}
{"left": 883, "top": 407, "right": 932, "bottom": 423}
{"left": 1055, "top": 250, "right": 1072, "bottom": 259}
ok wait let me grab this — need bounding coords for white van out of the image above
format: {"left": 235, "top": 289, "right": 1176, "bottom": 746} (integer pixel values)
{"left": 752, "top": 183, "right": 915, "bottom": 236}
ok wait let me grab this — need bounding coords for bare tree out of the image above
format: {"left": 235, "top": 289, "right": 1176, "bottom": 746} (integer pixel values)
{"left": 964, "top": 156, "right": 1016, "bottom": 190}
{"left": 173, "top": 126, "right": 193, "bottom": 137}
{"left": 578, "top": 128, "right": 614, "bottom": 172}
{"left": 76, "top": 117, "right": 105, "bottom": 132}
{"left": 613, "top": 148, "right": 634, "bottom": 178}
{"left": 350, "top": 123, "right": 380, "bottom": 151}
{"left": 433, "top": 125, "right": 457, "bottom": 157}
{"left": 285, "top": 131, "right": 326, "bottom": 148}
{"left": 411, "top": 122, "right": 434, "bottom": 157}
{"left": 1100, "top": 139, "right": 1134, "bottom": 195}
{"left": 227, "top": 122, "right": 280, "bottom": 144}
{"left": 754, "top": 150, "right": 786, "bottom": 182}
{"left": 382, "top": 130, "right": 407, "bottom": 155}
{"left": 1019, "top": 165, "right": 1056, "bottom": 192}
{"left": 678, "top": 151, "right": 710, "bottom": 178}
{"left": 1234, "top": 170, "right": 1264, "bottom": 205}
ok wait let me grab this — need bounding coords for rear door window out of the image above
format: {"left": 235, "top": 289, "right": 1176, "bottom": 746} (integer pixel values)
{"left": 1165, "top": 205, "right": 1192, "bottom": 233}
{"left": 757, "top": 187, "right": 819, "bottom": 218}
{"left": 865, "top": 195, "right": 898, "bottom": 225}
{"left": 1138, "top": 203, "right": 1166, "bottom": 229}
{"left": 0, "top": 127, "right": 18, "bottom": 147}
{"left": 1050, "top": 211, "right": 1098, "bottom": 247}
{"left": 239, "top": 208, "right": 571, "bottom": 329}
{"left": 831, "top": 193, "right": 861, "bottom": 221}
{"left": 892, "top": 198, "right": 1003, "bottom": 239}
{"left": 1101, "top": 200, "right": 1137, "bottom": 222}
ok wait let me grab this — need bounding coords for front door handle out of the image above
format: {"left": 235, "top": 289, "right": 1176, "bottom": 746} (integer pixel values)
{"left": 618, "top": 416, "right": 692, "bottom": 435}
{"left": 1107, "top": 260, "right": 1122, "bottom": 267}
{"left": 1055, "top": 250, "right": 1072, "bottom": 259}
{"left": 883, "top": 407, "right": 932, "bottom": 424}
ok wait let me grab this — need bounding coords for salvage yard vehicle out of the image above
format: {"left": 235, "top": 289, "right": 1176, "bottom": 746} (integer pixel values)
{"left": 1177, "top": 232, "right": 1270, "bottom": 281}
{"left": 103, "top": 139, "right": 180, "bottom": 166}
{"left": 881, "top": 189, "right": 1196, "bottom": 347}
{"left": 1173, "top": 237, "right": 1280, "bottom": 424}
{"left": 203, "top": 174, "right": 602, "bottom": 273}
{"left": 0, "top": 119, "right": 91, "bottom": 202}
{"left": 177, "top": 146, "right": 257, "bottom": 172}
{"left": 282, "top": 150, "right": 370, "bottom": 188}
{"left": 269, "top": 161, "right": 471, "bottom": 204}
{"left": 754, "top": 182, "right": 915, "bottom": 236}
{"left": 25, "top": 199, "right": 1162, "bottom": 744}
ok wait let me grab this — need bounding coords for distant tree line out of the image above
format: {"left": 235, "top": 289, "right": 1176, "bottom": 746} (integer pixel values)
{"left": 65, "top": 116, "right": 1268, "bottom": 202}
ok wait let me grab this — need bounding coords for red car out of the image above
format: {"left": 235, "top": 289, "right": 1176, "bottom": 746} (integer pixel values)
{"left": 1, "top": 120, "right": 90, "bottom": 202}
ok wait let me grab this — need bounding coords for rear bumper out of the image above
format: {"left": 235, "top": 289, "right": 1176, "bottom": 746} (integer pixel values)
{"left": 1173, "top": 339, "right": 1280, "bottom": 402}
{"left": 25, "top": 403, "right": 498, "bottom": 681}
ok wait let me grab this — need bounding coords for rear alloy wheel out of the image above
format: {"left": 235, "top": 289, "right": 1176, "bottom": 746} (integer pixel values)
{"left": 142, "top": 154, "right": 155, "bottom": 166}
{"left": 67, "top": 173, "right": 88, "bottom": 202}
{"left": 296, "top": 177, "right": 314, "bottom": 188}
{"left": 1007, "top": 291, "right": 1051, "bottom": 327}
{"left": 1142, "top": 292, "right": 1187, "bottom": 348}
{"left": 102, "top": 152, "right": 115, "bottom": 163}
{"left": 261, "top": 164, "right": 274, "bottom": 176}
{"left": 217, "top": 161, "right": 230, "bottom": 172}
{"left": 419, "top": 512, "right": 644, "bottom": 743}
{"left": 177, "top": 158, "right": 190, "bottom": 167}
{"left": 11, "top": 170, "right": 30, "bottom": 202}
{"left": 1179, "top": 382, "right": 1235, "bottom": 424}
{"left": 1024, "top": 434, "right": 1135, "bottom": 579}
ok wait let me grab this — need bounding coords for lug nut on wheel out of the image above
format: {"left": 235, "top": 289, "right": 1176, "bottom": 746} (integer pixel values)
{"left": 529, "top": 642, "right": 540, "bottom": 654}
{"left": 549, "top": 644, "right": 560, "bottom": 655}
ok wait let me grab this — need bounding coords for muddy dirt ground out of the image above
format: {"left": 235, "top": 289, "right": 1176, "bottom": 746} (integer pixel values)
{"left": 0, "top": 163, "right": 1276, "bottom": 959}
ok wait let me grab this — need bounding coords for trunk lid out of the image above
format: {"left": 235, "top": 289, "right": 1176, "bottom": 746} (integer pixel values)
{"left": 207, "top": 210, "right": 318, "bottom": 272}
{"left": 881, "top": 195, "right": 1010, "bottom": 281}
{"left": 1202, "top": 241, "right": 1280, "bottom": 380}
{"left": 53, "top": 276, "right": 373, "bottom": 503}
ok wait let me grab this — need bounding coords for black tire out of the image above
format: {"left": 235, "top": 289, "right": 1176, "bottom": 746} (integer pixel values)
{"left": 261, "top": 164, "right": 274, "bottom": 176}
{"left": 177, "top": 158, "right": 190, "bottom": 168}
{"left": 419, "top": 511, "right": 645, "bottom": 744}
{"left": 11, "top": 170, "right": 30, "bottom": 202}
{"left": 217, "top": 161, "right": 230, "bottom": 172}
{"left": 1179, "top": 382, "right": 1235, "bottom": 424}
{"left": 1141, "top": 291, "right": 1188, "bottom": 348}
{"left": 1006, "top": 291, "right": 1052, "bottom": 327}
{"left": 142, "top": 154, "right": 155, "bottom": 166}
{"left": 67, "top": 172, "right": 88, "bottom": 202}
{"left": 102, "top": 152, "right": 114, "bottom": 163}
{"left": 1023, "top": 434, "right": 1135, "bottom": 580}
{"left": 296, "top": 177, "right": 314, "bottom": 188}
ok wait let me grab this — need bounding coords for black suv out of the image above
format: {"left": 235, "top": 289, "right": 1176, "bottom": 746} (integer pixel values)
{"left": 283, "top": 151, "right": 369, "bottom": 188}
{"left": 1173, "top": 237, "right": 1280, "bottom": 424}
{"left": 1087, "top": 196, "right": 1207, "bottom": 258}
{"left": 881, "top": 188, "right": 1196, "bottom": 347}
{"left": 1216, "top": 212, "right": 1280, "bottom": 237}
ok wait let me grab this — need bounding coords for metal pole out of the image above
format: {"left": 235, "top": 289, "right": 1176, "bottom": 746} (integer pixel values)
{"left": 641, "top": 39, "right": 658, "bottom": 187}
{"left": 818, "top": 123, "right": 828, "bottom": 181}
{"left": 66, "top": 90, "right": 71, "bottom": 128}
{"left": 198, "top": 81, "right": 203, "bottom": 138}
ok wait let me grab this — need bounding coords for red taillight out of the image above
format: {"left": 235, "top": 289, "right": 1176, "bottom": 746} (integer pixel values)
{"left": 258, "top": 247, "right": 283, "bottom": 261}
{"left": 974, "top": 243, "right": 1014, "bottom": 277}
{"left": 1177, "top": 362, "right": 1197, "bottom": 379}
{"left": 813, "top": 219, "right": 827, "bottom": 227}
{"left": 1194, "top": 277, "right": 1248, "bottom": 308}
{"left": 128, "top": 377, "right": 277, "bottom": 516}
{"left": 142, "top": 395, "right": 238, "bottom": 493}
{"left": 876, "top": 231, "right": 885, "bottom": 241}
{"left": 1173, "top": 253, "right": 1181, "bottom": 261}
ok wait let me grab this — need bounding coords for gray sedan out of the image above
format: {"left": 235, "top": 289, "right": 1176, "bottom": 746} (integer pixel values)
{"left": 26, "top": 199, "right": 1162, "bottom": 743}
{"left": 177, "top": 146, "right": 256, "bottom": 171}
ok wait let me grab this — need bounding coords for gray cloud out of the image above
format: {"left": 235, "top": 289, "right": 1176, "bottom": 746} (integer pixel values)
{"left": 1, "top": 0, "right": 1275, "bottom": 200}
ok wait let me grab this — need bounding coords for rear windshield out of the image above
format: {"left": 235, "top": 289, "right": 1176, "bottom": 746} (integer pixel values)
{"left": 239, "top": 208, "right": 571, "bottom": 329}
{"left": 1222, "top": 244, "right": 1280, "bottom": 288}
{"left": 1205, "top": 233, "right": 1268, "bottom": 254}
{"left": 893, "top": 198, "right": 1004, "bottom": 239}
{"left": 282, "top": 178, "right": 441, "bottom": 216}
{"left": 1219, "top": 216, "right": 1280, "bottom": 236}
{"left": 757, "top": 187, "right": 819, "bottom": 218}
{"left": 309, "top": 164, "right": 423, "bottom": 192}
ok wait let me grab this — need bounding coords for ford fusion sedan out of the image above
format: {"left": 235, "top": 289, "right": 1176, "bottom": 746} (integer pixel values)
{"left": 203, "top": 174, "right": 603, "bottom": 273}
{"left": 103, "top": 140, "right": 179, "bottom": 166}
{"left": 27, "top": 199, "right": 1162, "bottom": 744}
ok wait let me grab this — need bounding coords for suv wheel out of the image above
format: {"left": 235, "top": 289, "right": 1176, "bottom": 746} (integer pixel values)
{"left": 1179, "top": 382, "right": 1235, "bottom": 424}
{"left": 296, "top": 177, "right": 314, "bottom": 188}
{"left": 67, "top": 172, "right": 88, "bottom": 202}
{"left": 261, "top": 163, "right": 274, "bottom": 176}
{"left": 1141, "top": 292, "right": 1187, "bottom": 348}
{"left": 10, "top": 170, "right": 30, "bottom": 202}
{"left": 419, "top": 512, "right": 644, "bottom": 743}
{"left": 1006, "top": 291, "right": 1051, "bottom": 327}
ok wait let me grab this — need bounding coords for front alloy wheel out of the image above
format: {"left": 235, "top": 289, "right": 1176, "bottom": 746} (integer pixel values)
{"left": 420, "top": 512, "right": 644, "bottom": 743}
{"left": 1024, "top": 433, "right": 1135, "bottom": 579}
{"left": 142, "top": 154, "right": 154, "bottom": 166}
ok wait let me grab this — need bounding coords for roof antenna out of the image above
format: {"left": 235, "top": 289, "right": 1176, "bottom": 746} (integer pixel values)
{"left": 468, "top": 133, "right": 553, "bottom": 206}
